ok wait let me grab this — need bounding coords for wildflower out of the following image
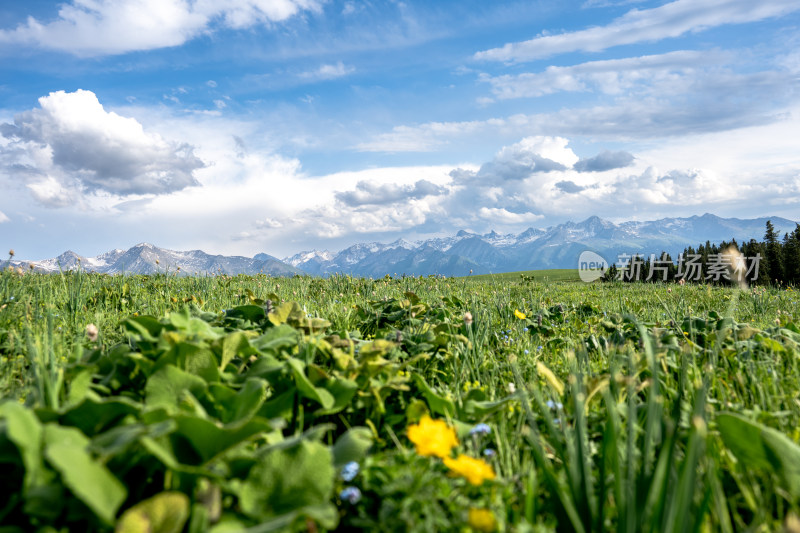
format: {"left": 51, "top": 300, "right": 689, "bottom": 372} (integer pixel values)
{"left": 667, "top": 288, "right": 672, "bottom": 293}
{"left": 407, "top": 415, "right": 459, "bottom": 458}
{"left": 507, "top": 382, "right": 516, "bottom": 394}
{"left": 339, "top": 486, "right": 361, "bottom": 504}
{"left": 469, "top": 423, "right": 491, "bottom": 437}
{"left": 443, "top": 454, "right": 496, "bottom": 485}
{"left": 678, "top": 278, "right": 686, "bottom": 286}
{"left": 523, "top": 349, "right": 529, "bottom": 355}
{"left": 464, "top": 311, "right": 473, "bottom": 325}
{"left": 482, "top": 448, "right": 496, "bottom": 458}
{"left": 340, "top": 461, "right": 359, "bottom": 482}
{"left": 545, "top": 400, "right": 563, "bottom": 410}
{"left": 85, "top": 324, "right": 99, "bottom": 342}
{"left": 8, "top": 249, "right": 14, "bottom": 257}
{"left": 514, "top": 309, "right": 526, "bottom": 320}
{"left": 468, "top": 508, "right": 497, "bottom": 532}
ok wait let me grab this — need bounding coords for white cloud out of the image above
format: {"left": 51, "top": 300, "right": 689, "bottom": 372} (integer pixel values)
{"left": 482, "top": 50, "right": 724, "bottom": 99}
{"left": 0, "top": 0, "right": 322, "bottom": 56}
{"left": 477, "top": 207, "right": 543, "bottom": 224}
{"left": 335, "top": 179, "right": 446, "bottom": 206}
{"left": 0, "top": 90, "right": 203, "bottom": 203}
{"left": 475, "top": 0, "right": 800, "bottom": 62}
{"left": 0, "top": 210, "right": 9, "bottom": 223}
{"left": 355, "top": 119, "right": 503, "bottom": 152}
{"left": 299, "top": 61, "right": 356, "bottom": 81}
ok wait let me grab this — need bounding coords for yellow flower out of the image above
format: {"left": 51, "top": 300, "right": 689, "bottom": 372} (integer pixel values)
{"left": 407, "top": 415, "right": 459, "bottom": 458}
{"left": 468, "top": 508, "right": 497, "bottom": 532}
{"left": 443, "top": 454, "right": 496, "bottom": 485}
{"left": 514, "top": 309, "right": 526, "bottom": 320}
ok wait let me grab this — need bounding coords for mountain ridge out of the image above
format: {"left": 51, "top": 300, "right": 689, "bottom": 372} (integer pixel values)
{"left": 3, "top": 214, "right": 797, "bottom": 277}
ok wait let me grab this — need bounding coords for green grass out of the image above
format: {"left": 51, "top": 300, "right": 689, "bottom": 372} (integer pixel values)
{"left": 1, "top": 268, "right": 800, "bottom": 531}
{"left": 467, "top": 268, "right": 582, "bottom": 282}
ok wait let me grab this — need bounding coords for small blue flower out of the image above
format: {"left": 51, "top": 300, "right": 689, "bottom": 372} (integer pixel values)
{"left": 522, "top": 327, "right": 529, "bottom": 332}
{"left": 340, "top": 486, "right": 361, "bottom": 504}
{"left": 483, "top": 448, "right": 497, "bottom": 458}
{"left": 537, "top": 345, "right": 543, "bottom": 351}
{"left": 470, "top": 423, "right": 491, "bottom": 436}
{"left": 341, "top": 461, "right": 359, "bottom": 482}
{"left": 524, "top": 349, "right": 529, "bottom": 354}
{"left": 545, "top": 400, "right": 563, "bottom": 410}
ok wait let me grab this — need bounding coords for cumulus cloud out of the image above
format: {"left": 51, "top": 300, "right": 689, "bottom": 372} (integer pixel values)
{"left": 574, "top": 150, "right": 635, "bottom": 172}
{"left": 474, "top": 0, "right": 800, "bottom": 62}
{"left": 0, "top": 0, "right": 322, "bottom": 56}
{"left": 0, "top": 90, "right": 203, "bottom": 203}
{"left": 554, "top": 180, "right": 586, "bottom": 193}
{"left": 477, "top": 207, "right": 544, "bottom": 224}
{"left": 0, "top": 210, "right": 9, "bottom": 223}
{"left": 335, "top": 179, "right": 446, "bottom": 206}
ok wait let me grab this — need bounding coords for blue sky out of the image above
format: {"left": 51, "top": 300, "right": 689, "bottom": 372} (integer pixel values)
{"left": 1, "top": 0, "right": 799, "bottom": 260}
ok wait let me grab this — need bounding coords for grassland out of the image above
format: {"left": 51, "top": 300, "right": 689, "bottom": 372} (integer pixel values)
{"left": 1, "top": 267, "right": 799, "bottom": 532}
{"left": 468, "top": 269, "right": 582, "bottom": 283}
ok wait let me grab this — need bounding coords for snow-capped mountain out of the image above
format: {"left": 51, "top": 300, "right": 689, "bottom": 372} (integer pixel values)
{"left": 4, "top": 243, "right": 303, "bottom": 276}
{"left": 283, "top": 214, "right": 798, "bottom": 276}
{"left": 3, "top": 214, "right": 796, "bottom": 278}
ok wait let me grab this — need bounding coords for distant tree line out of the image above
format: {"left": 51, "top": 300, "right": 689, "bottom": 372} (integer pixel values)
{"left": 601, "top": 220, "right": 800, "bottom": 286}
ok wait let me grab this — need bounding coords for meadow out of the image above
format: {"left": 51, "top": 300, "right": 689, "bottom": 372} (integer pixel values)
{"left": 1, "top": 267, "right": 799, "bottom": 532}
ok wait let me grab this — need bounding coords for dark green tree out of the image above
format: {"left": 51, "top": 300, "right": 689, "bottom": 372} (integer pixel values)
{"left": 764, "top": 220, "right": 783, "bottom": 284}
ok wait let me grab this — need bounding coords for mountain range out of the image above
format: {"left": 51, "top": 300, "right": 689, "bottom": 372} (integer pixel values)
{"left": 2, "top": 242, "right": 303, "bottom": 276}
{"left": 3, "top": 214, "right": 797, "bottom": 277}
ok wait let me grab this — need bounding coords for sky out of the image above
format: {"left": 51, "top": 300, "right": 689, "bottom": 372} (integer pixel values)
{"left": 1, "top": 0, "right": 799, "bottom": 260}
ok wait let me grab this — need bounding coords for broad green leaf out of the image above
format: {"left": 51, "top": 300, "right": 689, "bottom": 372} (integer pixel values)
{"left": 170, "top": 414, "right": 272, "bottom": 465}
{"left": 226, "top": 305, "right": 267, "bottom": 324}
{"left": 411, "top": 374, "right": 455, "bottom": 417}
{"left": 66, "top": 369, "right": 94, "bottom": 406}
{"left": 0, "top": 402, "right": 44, "bottom": 490}
{"left": 332, "top": 426, "right": 373, "bottom": 467}
{"left": 231, "top": 378, "right": 268, "bottom": 423}
{"left": 178, "top": 343, "right": 220, "bottom": 383}
{"left": 124, "top": 315, "right": 164, "bottom": 341}
{"left": 219, "top": 331, "right": 251, "bottom": 370}
{"left": 236, "top": 504, "right": 338, "bottom": 532}
{"left": 316, "top": 378, "right": 358, "bottom": 416}
{"left": 59, "top": 396, "right": 141, "bottom": 437}
{"left": 357, "top": 339, "right": 397, "bottom": 360}
{"left": 718, "top": 412, "right": 800, "bottom": 499}
{"left": 267, "top": 301, "right": 305, "bottom": 327}
{"left": 258, "top": 389, "right": 296, "bottom": 420}
{"left": 238, "top": 439, "right": 334, "bottom": 522}
{"left": 116, "top": 492, "right": 189, "bottom": 533}
{"left": 168, "top": 308, "right": 219, "bottom": 340}
{"left": 252, "top": 325, "right": 299, "bottom": 354}
{"left": 43, "top": 424, "right": 127, "bottom": 525}
{"left": 287, "top": 358, "right": 334, "bottom": 410}
{"left": 145, "top": 365, "right": 208, "bottom": 412}
{"left": 463, "top": 396, "right": 515, "bottom": 419}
